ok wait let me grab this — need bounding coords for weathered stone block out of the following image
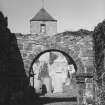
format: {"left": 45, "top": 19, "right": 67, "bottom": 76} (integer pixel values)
{"left": 28, "top": 53, "right": 35, "bottom": 60}
{"left": 24, "top": 64, "right": 30, "bottom": 76}
{"left": 24, "top": 59, "right": 32, "bottom": 65}
{"left": 80, "top": 49, "right": 93, "bottom": 58}
{"left": 85, "top": 78, "right": 93, "bottom": 83}
{"left": 79, "top": 84, "right": 86, "bottom": 89}
{"left": 22, "top": 52, "right": 28, "bottom": 58}
{"left": 18, "top": 43, "right": 23, "bottom": 50}
{"left": 86, "top": 66, "right": 94, "bottom": 73}
{"left": 85, "top": 57, "right": 94, "bottom": 66}
{"left": 23, "top": 35, "right": 30, "bottom": 40}
{"left": 76, "top": 58, "right": 85, "bottom": 73}
{"left": 24, "top": 42, "right": 33, "bottom": 51}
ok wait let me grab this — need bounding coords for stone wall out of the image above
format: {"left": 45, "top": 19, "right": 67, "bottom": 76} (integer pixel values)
{"left": 15, "top": 30, "right": 94, "bottom": 105}
{"left": 16, "top": 30, "right": 94, "bottom": 76}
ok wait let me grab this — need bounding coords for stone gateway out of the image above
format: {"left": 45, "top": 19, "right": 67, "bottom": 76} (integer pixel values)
{"left": 15, "top": 7, "right": 95, "bottom": 105}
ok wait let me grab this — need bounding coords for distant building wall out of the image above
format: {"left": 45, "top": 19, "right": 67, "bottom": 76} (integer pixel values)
{"left": 30, "top": 21, "right": 57, "bottom": 36}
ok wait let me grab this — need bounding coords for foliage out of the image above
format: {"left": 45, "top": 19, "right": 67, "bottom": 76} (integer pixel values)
{"left": 39, "top": 62, "right": 49, "bottom": 78}
{"left": 96, "top": 86, "right": 105, "bottom": 105}
{"left": 0, "top": 11, "right": 29, "bottom": 104}
{"left": 93, "top": 20, "right": 105, "bottom": 85}
{"left": 62, "top": 29, "right": 93, "bottom": 37}
{"left": 93, "top": 20, "right": 105, "bottom": 105}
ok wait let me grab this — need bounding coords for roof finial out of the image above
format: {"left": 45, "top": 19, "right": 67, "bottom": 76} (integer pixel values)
{"left": 42, "top": 0, "right": 45, "bottom": 8}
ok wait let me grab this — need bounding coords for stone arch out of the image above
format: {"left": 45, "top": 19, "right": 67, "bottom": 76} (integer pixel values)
{"left": 29, "top": 49, "right": 77, "bottom": 75}
{"left": 29, "top": 49, "right": 81, "bottom": 95}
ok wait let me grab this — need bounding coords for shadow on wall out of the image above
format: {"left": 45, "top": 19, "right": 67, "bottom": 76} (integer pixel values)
{"left": 0, "top": 11, "right": 40, "bottom": 105}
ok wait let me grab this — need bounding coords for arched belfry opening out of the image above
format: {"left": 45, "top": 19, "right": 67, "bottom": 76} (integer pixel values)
{"left": 29, "top": 49, "right": 78, "bottom": 95}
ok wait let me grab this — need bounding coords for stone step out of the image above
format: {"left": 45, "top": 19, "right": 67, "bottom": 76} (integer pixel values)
{"left": 39, "top": 90, "right": 78, "bottom": 105}
{"left": 44, "top": 102, "right": 77, "bottom": 105}
{"left": 39, "top": 96, "right": 77, "bottom": 105}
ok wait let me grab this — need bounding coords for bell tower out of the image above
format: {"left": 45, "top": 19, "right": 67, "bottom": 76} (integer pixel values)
{"left": 30, "top": 1, "right": 57, "bottom": 36}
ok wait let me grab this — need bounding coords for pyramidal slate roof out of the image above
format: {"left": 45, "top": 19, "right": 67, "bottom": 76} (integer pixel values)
{"left": 30, "top": 8, "right": 57, "bottom": 21}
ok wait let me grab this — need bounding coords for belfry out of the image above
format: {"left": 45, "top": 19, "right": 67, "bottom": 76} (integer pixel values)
{"left": 30, "top": 7, "right": 57, "bottom": 36}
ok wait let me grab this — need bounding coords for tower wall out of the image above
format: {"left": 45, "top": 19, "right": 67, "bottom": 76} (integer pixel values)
{"left": 30, "top": 21, "right": 57, "bottom": 36}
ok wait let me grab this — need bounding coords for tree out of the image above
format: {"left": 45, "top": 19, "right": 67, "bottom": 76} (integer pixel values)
{"left": 93, "top": 20, "right": 105, "bottom": 105}
{"left": 93, "top": 20, "right": 105, "bottom": 86}
{"left": 0, "top": 11, "right": 29, "bottom": 104}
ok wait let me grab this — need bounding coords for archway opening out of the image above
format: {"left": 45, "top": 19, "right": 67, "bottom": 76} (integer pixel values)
{"left": 29, "top": 49, "right": 78, "bottom": 95}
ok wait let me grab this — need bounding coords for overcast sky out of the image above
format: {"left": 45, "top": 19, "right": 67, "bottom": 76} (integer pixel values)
{"left": 0, "top": 0, "right": 105, "bottom": 34}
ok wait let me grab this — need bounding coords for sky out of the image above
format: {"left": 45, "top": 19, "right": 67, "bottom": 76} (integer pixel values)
{"left": 0, "top": 0, "right": 105, "bottom": 34}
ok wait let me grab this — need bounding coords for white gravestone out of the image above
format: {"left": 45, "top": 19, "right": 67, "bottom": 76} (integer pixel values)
{"left": 65, "top": 64, "right": 75, "bottom": 86}
{"left": 49, "top": 56, "right": 67, "bottom": 93}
